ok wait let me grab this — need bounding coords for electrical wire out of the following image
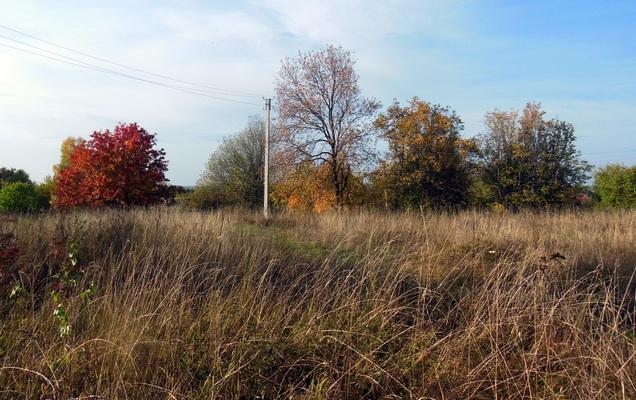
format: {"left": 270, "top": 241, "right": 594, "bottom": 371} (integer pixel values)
{"left": 0, "top": 42, "right": 260, "bottom": 106}
{"left": 0, "top": 32, "right": 258, "bottom": 99}
{"left": 0, "top": 23, "right": 263, "bottom": 98}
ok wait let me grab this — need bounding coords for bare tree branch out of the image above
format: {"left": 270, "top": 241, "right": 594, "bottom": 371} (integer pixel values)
{"left": 275, "top": 45, "right": 380, "bottom": 207}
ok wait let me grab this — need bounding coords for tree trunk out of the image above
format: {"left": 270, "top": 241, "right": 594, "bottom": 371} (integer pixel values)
{"left": 332, "top": 160, "right": 348, "bottom": 210}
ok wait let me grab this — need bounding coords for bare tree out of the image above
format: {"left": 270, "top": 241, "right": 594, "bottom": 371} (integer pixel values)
{"left": 274, "top": 45, "right": 380, "bottom": 208}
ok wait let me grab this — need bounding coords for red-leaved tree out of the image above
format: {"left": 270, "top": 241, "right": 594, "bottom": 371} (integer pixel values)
{"left": 53, "top": 123, "right": 168, "bottom": 208}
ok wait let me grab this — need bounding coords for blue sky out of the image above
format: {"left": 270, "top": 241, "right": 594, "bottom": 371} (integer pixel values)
{"left": 1, "top": 0, "right": 634, "bottom": 185}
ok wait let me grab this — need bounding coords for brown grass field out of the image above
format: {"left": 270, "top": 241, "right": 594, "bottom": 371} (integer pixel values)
{"left": 1, "top": 209, "right": 635, "bottom": 399}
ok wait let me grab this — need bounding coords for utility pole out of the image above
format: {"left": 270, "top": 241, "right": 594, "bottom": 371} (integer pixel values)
{"left": 263, "top": 98, "right": 271, "bottom": 218}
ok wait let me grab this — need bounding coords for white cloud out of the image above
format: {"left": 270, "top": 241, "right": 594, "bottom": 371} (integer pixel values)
{"left": 0, "top": 52, "right": 45, "bottom": 102}
{"left": 155, "top": 8, "right": 275, "bottom": 48}
{"left": 0, "top": 0, "right": 472, "bottom": 184}
{"left": 1, "top": 0, "right": 633, "bottom": 184}
{"left": 258, "top": 0, "right": 468, "bottom": 44}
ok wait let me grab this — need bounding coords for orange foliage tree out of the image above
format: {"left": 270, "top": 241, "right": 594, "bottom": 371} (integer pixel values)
{"left": 53, "top": 123, "right": 168, "bottom": 208}
{"left": 271, "top": 162, "right": 336, "bottom": 213}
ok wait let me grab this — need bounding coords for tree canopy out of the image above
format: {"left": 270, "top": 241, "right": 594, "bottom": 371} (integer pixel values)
{"left": 275, "top": 45, "right": 380, "bottom": 208}
{"left": 53, "top": 123, "right": 168, "bottom": 208}
{"left": 374, "top": 98, "right": 477, "bottom": 209}
{"left": 53, "top": 137, "right": 85, "bottom": 176}
{"left": 0, "top": 182, "right": 48, "bottom": 213}
{"left": 0, "top": 168, "right": 31, "bottom": 188}
{"left": 594, "top": 164, "right": 636, "bottom": 208}
{"left": 199, "top": 117, "right": 265, "bottom": 209}
{"left": 477, "top": 102, "right": 590, "bottom": 209}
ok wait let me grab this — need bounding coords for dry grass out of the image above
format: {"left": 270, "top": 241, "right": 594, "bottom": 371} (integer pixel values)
{"left": 0, "top": 208, "right": 635, "bottom": 399}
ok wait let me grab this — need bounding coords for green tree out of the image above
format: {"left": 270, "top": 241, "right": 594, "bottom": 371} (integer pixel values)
{"left": 0, "top": 168, "right": 31, "bottom": 188}
{"left": 0, "top": 182, "right": 48, "bottom": 213}
{"left": 478, "top": 102, "right": 590, "bottom": 209}
{"left": 373, "top": 98, "right": 477, "bottom": 209}
{"left": 198, "top": 117, "right": 265, "bottom": 208}
{"left": 593, "top": 164, "right": 636, "bottom": 208}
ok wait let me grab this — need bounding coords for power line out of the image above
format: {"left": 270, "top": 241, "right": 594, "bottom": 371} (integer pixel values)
{"left": 0, "top": 23, "right": 263, "bottom": 98}
{"left": 0, "top": 32, "right": 257, "bottom": 100}
{"left": 0, "top": 42, "right": 260, "bottom": 106}
{"left": 0, "top": 41, "right": 260, "bottom": 105}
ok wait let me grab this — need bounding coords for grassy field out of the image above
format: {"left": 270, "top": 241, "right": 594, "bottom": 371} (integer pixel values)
{"left": 1, "top": 209, "right": 635, "bottom": 399}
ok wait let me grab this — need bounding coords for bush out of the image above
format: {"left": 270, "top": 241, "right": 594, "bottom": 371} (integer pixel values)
{"left": 176, "top": 185, "right": 230, "bottom": 210}
{"left": 37, "top": 177, "right": 56, "bottom": 205}
{"left": 0, "top": 182, "right": 49, "bottom": 213}
{"left": 594, "top": 164, "right": 636, "bottom": 208}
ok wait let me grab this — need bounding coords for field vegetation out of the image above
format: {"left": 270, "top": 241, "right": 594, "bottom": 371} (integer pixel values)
{"left": 1, "top": 208, "right": 634, "bottom": 399}
{"left": 1, "top": 44, "right": 635, "bottom": 400}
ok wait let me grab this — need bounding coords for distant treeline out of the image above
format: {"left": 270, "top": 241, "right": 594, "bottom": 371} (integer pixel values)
{"left": 186, "top": 46, "right": 633, "bottom": 212}
{"left": 1, "top": 45, "right": 635, "bottom": 214}
{"left": 183, "top": 101, "right": 632, "bottom": 212}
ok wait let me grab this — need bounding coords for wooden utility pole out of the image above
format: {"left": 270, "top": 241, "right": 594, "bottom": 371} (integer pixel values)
{"left": 263, "top": 98, "right": 271, "bottom": 218}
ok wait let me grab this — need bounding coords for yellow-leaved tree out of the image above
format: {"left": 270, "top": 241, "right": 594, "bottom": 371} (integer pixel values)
{"left": 373, "top": 98, "right": 477, "bottom": 209}
{"left": 271, "top": 162, "right": 336, "bottom": 213}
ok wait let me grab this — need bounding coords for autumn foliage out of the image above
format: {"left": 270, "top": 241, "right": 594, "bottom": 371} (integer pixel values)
{"left": 53, "top": 123, "right": 168, "bottom": 208}
{"left": 272, "top": 162, "right": 336, "bottom": 213}
{"left": 374, "top": 98, "right": 477, "bottom": 209}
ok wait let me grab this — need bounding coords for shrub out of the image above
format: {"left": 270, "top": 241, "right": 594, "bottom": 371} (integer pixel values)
{"left": 176, "top": 185, "right": 230, "bottom": 210}
{"left": 594, "top": 164, "right": 636, "bottom": 208}
{"left": 0, "top": 182, "right": 48, "bottom": 213}
{"left": 271, "top": 162, "right": 336, "bottom": 213}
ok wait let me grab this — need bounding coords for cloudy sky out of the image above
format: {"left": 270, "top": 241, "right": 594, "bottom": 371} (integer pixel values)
{"left": 1, "top": 0, "right": 634, "bottom": 185}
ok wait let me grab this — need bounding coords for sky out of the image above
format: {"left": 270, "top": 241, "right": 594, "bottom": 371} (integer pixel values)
{"left": 0, "top": 0, "right": 634, "bottom": 186}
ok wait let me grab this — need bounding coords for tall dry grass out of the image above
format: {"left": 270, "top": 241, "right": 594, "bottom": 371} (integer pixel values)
{"left": 0, "top": 209, "right": 634, "bottom": 399}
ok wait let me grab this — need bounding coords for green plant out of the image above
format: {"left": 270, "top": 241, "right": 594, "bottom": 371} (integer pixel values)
{"left": 0, "top": 182, "right": 48, "bottom": 213}
{"left": 0, "top": 167, "right": 31, "bottom": 188}
{"left": 594, "top": 164, "right": 636, "bottom": 208}
{"left": 199, "top": 117, "right": 265, "bottom": 208}
{"left": 51, "top": 291, "right": 71, "bottom": 338}
{"left": 477, "top": 102, "right": 591, "bottom": 209}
